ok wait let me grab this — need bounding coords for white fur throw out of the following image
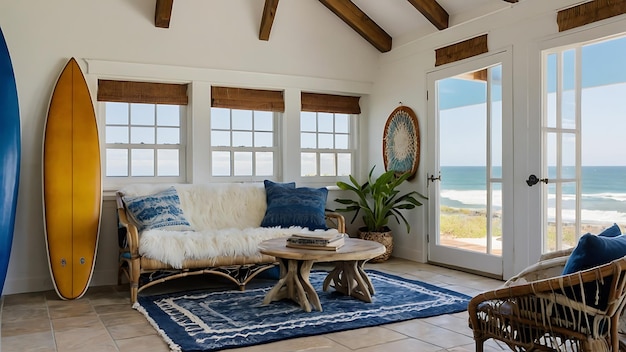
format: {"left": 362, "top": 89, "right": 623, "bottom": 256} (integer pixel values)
{"left": 119, "top": 183, "right": 338, "bottom": 268}
{"left": 140, "top": 227, "right": 339, "bottom": 268}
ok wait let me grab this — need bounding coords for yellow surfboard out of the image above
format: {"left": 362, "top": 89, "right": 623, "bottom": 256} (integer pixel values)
{"left": 43, "top": 58, "right": 101, "bottom": 300}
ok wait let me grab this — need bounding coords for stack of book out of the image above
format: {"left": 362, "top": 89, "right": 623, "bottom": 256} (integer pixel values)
{"left": 286, "top": 232, "right": 346, "bottom": 251}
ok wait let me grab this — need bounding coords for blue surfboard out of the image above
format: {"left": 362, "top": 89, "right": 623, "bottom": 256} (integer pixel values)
{"left": 0, "top": 27, "right": 21, "bottom": 295}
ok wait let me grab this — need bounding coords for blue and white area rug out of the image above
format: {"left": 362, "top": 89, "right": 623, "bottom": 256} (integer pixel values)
{"left": 135, "top": 270, "right": 471, "bottom": 352}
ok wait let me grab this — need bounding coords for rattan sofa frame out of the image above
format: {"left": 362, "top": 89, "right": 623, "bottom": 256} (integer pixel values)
{"left": 116, "top": 192, "right": 346, "bottom": 304}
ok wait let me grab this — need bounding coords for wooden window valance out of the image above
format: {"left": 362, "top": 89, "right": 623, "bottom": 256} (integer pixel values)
{"left": 211, "top": 86, "right": 284, "bottom": 112}
{"left": 301, "top": 92, "right": 361, "bottom": 114}
{"left": 557, "top": 0, "right": 626, "bottom": 32}
{"left": 97, "top": 80, "right": 188, "bottom": 105}
{"left": 435, "top": 34, "right": 488, "bottom": 66}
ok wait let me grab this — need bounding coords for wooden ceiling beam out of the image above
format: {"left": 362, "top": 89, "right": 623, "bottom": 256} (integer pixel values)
{"left": 319, "top": 0, "right": 392, "bottom": 53}
{"left": 259, "top": 0, "right": 280, "bottom": 41}
{"left": 406, "top": 0, "right": 449, "bottom": 30}
{"left": 155, "top": 0, "right": 174, "bottom": 28}
{"left": 502, "top": 0, "right": 519, "bottom": 3}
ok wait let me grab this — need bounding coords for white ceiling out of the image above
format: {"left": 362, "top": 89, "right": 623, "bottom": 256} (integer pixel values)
{"left": 351, "top": 0, "right": 517, "bottom": 45}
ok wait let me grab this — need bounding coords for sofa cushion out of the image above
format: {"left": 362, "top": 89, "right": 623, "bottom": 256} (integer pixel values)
{"left": 123, "top": 187, "right": 192, "bottom": 231}
{"left": 562, "top": 230, "right": 626, "bottom": 275}
{"left": 260, "top": 182, "right": 328, "bottom": 230}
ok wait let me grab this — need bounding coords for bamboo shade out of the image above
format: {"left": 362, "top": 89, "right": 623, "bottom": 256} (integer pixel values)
{"left": 211, "top": 86, "right": 284, "bottom": 112}
{"left": 301, "top": 92, "right": 361, "bottom": 114}
{"left": 435, "top": 34, "right": 488, "bottom": 66}
{"left": 97, "top": 80, "right": 188, "bottom": 105}
{"left": 557, "top": 0, "right": 626, "bottom": 32}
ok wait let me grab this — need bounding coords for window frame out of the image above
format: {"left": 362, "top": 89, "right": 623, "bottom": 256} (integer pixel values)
{"left": 299, "top": 111, "right": 358, "bottom": 182}
{"left": 209, "top": 107, "right": 282, "bottom": 182}
{"left": 100, "top": 101, "right": 188, "bottom": 189}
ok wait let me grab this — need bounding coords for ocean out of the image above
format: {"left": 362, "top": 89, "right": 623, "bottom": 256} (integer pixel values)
{"left": 440, "top": 166, "right": 626, "bottom": 224}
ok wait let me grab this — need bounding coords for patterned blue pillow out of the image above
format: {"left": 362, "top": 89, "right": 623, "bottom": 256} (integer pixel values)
{"left": 260, "top": 183, "right": 328, "bottom": 230}
{"left": 123, "top": 187, "right": 192, "bottom": 231}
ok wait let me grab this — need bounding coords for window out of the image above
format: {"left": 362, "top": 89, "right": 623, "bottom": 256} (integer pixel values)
{"left": 97, "top": 80, "right": 188, "bottom": 185}
{"left": 300, "top": 92, "right": 360, "bottom": 178}
{"left": 300, "top": 112, "right": 354, "bottom": 177}
{"left": 210, "top": 86, "right": 284, "bottom": 180}
{"left": 104, "top": 102, "right": 186, "bottom": 180}
{"left": 210, "top": 108, "right": 277, "bottom": 177}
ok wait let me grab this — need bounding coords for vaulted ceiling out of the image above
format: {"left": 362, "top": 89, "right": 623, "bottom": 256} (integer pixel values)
{"left": 154, "top": 0, "right": 520, "bottom": 53}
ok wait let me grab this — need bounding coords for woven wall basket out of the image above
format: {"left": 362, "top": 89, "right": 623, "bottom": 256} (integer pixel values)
{"left": 358, "top": 228, "right": 393, "bottom": 263}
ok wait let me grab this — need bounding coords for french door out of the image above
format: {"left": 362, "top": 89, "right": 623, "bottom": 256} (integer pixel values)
{"left": 426, "top": 51, "right": 512, "bottom": 278}
{"left": 536, "top": 34, "right": 626, "bottom": 255}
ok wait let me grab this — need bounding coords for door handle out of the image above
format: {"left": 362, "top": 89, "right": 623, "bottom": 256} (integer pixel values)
{"left": 526, "top": 174, "right": 548, "bottom": 187}
{"left": 428, "top": 173, "right": 441, "bottom": 182}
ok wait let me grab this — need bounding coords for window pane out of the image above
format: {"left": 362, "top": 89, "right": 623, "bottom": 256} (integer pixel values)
{"left": 301, "top": 112, "right": 316, "bottom": 132}
{"left": 212, "top": 151, "right": 231, "bottom": 176}
{"left": 233, "top": 131, "right": 253, "bottom": 147}
{"left": 234, "top": 152, "right": 253, "bottom": 176}
{"left": 337, "top": 153, "right": 351, "bottom": 176}
{"left": 106, "top": 126, "right": 128, "bottom": 144}
{"left": 157, "top": 150, "right": 179, "bottom": 176}
{"left": 157, "top": 105, "right": 180, "bottom": 126}
{"left": 335, "top": 114, "right": 349, "bottom": 133}
{"left": 547, "top": 54, "right": 557, "bottom": 128}
{"left": 320, "top": 153, "right": 336, "bottom": 176}
{"left": 254, "top": 111, "right": 273, "bottom": 131}
{"left": 491, "top": 65, "right": 503, "bottom": 177}
{"left": 301, "top": 152, "right": 317, "bottom": 176}
{"left": 318, "top": 133, "right": 334, "bottom": 149}
{"left": 105, "top": 102, "right": 128, "bottom": 124}
{"left": 157, "top": 127, "right": 179, "bottom": 144}
{"left": 211, "top": 108, "right": 230, "bottom": 129}
{"left": 106, "top": 149, "right": 128, "bottom": 176}
{"left": 131, "top": 149, "right": 154, "bottom": 176}
{"left": 562, "top": 133, "right": 576, "bottom": 178}
{"left": 211, "top": 131, "right": 230, "bottom": 147}
{"left": 318, "top": 113, "right": 333, "bottom": 132}
{"left": 256, "top": 152, "right": 273, "bottom": 176}
{"left": 335, "top": 134, "right": 349, "bottom": 149}
{"left": 131, "top": 127, "right": 155, "bottom": 144}
{"left": 254, "top": 132, "right": 273, "bottom": 147}
{"left": 130, "top": 103, "right": 155, "bottom": 125}
{"left": 232, "top": 109, "right": 252, "bottom": 130}
{"left": 301, "top": 133, "right": 316, "bottom": 148}
{"left": 561, "top": 50, "right": 576, "bottom": 129}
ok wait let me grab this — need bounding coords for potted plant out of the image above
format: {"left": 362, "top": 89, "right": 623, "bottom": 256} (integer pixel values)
{"left": 333, "top": 166, "right": 427, "bottom": 262}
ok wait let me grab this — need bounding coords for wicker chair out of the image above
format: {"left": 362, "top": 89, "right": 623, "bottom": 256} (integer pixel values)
{"left": 468, "top": 252, "right": 626, "bottom": 351}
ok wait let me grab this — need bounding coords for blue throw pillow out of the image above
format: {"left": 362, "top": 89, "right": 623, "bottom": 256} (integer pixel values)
{"left": 562, "top": 232, "right": 626, "bottom": 275}
{"left": 263, "top": 180, "right": 295, "bottom": 190}
{"left": 260, "top": 183, "right": 328, "bottom": 230}
{"left": 123, "top": 187, "right": 192, "bottom": 231}
{"left": 598, "top": 223, "right": 622, "bottom": 237}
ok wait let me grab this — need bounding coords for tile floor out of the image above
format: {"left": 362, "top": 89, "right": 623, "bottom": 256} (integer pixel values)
{"left": 1, "top": 258, "right": 509, "bottom": 352}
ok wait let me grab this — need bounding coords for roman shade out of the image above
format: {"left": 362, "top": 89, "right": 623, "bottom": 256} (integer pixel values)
{"left": 211, "top": 86, "right": 284, "bottom": 112}
{"left": 557, "top": 0, "right": 626, "bottom": 32}
{"left": 301, "top": 92, "right": 361, "bottom": 114}
{"left": 97, "top": 80, "right": 188, "bottom": 105}
{"left": 435, "top": 34, "right": 488, "bottom": 67}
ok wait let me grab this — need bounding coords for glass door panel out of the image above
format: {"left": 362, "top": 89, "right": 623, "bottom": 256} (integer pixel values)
{"left": 427, "top": 52, "right": 510, "bottom": 277}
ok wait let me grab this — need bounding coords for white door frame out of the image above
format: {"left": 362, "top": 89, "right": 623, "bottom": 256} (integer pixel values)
{"left": 426, "top": 49, "right": 513, "bottom": 278}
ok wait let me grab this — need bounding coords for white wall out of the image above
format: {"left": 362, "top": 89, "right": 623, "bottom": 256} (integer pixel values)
{"left": 0, "top": 0, "right": 379, "bottom": 295}
{"left": 370, "top": 0, "right": 626, "bottom": 277}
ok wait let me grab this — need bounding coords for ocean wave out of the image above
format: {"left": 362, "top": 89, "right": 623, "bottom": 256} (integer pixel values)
{"left": 442, "top": 190, "right": 626, "bottom": 217}
{"left": 441, "top": 190, "right": 502, "bottom": 207}
{"left": 547, "top": 208, "right": 626, "bottom": 223}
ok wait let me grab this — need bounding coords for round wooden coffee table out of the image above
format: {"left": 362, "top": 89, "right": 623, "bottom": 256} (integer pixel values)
{"left": 258, "top": 237, "right": 385, "bottom": 312}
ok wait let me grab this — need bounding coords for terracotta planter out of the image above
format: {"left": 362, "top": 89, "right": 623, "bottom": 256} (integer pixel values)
{"left": 358, "top": 227, "right": 393, "bottom": 263}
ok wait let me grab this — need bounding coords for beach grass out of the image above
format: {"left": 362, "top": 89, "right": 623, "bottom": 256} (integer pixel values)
{"left": 441, "top": 206, "right": 615, "bottom": 252}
